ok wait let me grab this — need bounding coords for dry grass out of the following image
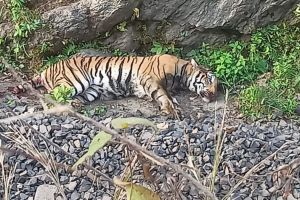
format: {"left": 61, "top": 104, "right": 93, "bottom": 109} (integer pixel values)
{"left": 113, "top": 128, "right": 159, "bottom": 200}
{"left": 0, "top": 140, "right": 17, "bottom": 200}
{"left": 2, "top": 128, "right": 67, "bottom": 199}
{"left": 210, "top": 90, "right": 229, "bottom": 192}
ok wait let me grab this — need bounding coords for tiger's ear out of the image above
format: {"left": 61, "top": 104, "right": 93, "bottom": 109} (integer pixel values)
{"left": 190, "top": 58, "right": 198, "bottom": 67}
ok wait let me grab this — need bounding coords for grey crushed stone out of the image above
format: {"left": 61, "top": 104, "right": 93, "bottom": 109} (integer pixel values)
{"left": 33, "top": 184, "right": 57, "bottom": 200}
{"left": 0, "top": 96, "right": 299, "bottom": 200}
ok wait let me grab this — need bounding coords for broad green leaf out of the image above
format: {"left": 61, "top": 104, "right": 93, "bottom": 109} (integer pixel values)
{"left": 114, "top": 177, "right": 160, "bottom": 200}
{"left": 72, "top": 131, "right": 111, "bottom": 170}
{"left": 111, "top": 117, "right": 157, "bottom": 131}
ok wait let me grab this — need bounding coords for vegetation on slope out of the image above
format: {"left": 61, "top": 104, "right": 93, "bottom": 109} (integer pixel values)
{"left": 186, "top": 24, "right": 300, "bottom": 118}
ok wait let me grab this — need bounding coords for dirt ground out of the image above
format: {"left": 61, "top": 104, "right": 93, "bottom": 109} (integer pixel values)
{"left": 0, "top": 72, "right": 234, "bottom": 121}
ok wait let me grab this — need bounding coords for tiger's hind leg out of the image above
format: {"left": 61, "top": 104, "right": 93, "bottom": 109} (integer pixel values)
{"left": 139, "top": 76, "right": 181, "bottom": 119}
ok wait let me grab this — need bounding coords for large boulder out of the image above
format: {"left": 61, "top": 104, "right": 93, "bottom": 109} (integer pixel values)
{"left": 2, "top": 0, "right": 298, "bottom": 53}
{"left": 138, "top": 0, "right": 298, "bottom": 48}
{"left": 29, "top": 0, "right": 141, "bottom": 52}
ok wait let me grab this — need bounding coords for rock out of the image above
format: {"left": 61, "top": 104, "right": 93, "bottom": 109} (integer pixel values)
{"left": 203, "top": 154, "right": 210, "bottom": 162}
{"left": 20, "top": 193, "right": 29, "bottom": 200}
{"left": 241, "top": 126, "right": 248, "bottom": 132}
{"left": 75, "top": 48, "right": 113, "bottom": 57}
{"left": 79, "top": 179, "right": 92, "bottom": 192}
{"left": 102, "top": 181, "right": 110, "bottom": 189}
{"left": 205, "top": 133, "right": 215, "bottom": 141}
{"left": 61, "top": 124, "right": 74, "bottom": 131}
{"left": 243, "top": 139, "right": 251, "bottom": 148}
{"left": 14, "top": 0, "right": 294, "bottom": 54}
{"left": 103, "top": 24, "right": 140, "bottom": 52}
{"left": 250, "top": 141, "right": 261, "bottom": 149}
{"left": 39, "top": 124, "right": 48, "bottom": 134}
{"left": 13, "top": 105, "right": 27, "bottom": 113}
{"left": 260, "top": 189, "right": 270, "bottom": 197}
{"left": 83, "top": 192, "right": 92, "bottom": 199}
{"left": 279, "top": 119, "right": 287, "bottom": 126}
{"left": 102, "top": 194, "right": 112, "bottom": 200}
{"left": 70, "top": 191, "right": 80, "bottom": 200}
{"left": 176, "top": 150, "right": 185, "bottom": 160}
{"left": 34, "top": 184, "right": 58, "bottom": 200}
{"left": 29, "top": 0, "right": 140, "bottom": 53}
{"left": 140, "top": 0, "right": 295, "bottom": 49}
{"left": 66, "top": 181, "right": 78, "bottom": 191}
{"left": 60, "top": 176, "right": 69, "bottom": 184}
{"left": 51, "top": 124, "right": 61, "bottom": 131}
{"left": 172, "top": 146, "right": 179, "bottom": 153}
{"left": 69, "top": 145, "right": 75, "bottom": 154}
{"left": 140, "top": 131, "right": 153, "bottom": 140}
{"left": 74, "top": 140, "right": 81, "bottom": 148}
{"left": 108, "top": 165, "right": 114, "bottom": 173}
{"left": 27, "top": 177, "right": 38, "bottom": 186}
{"left": 62, "top": 144, "right": 69, "bottom": 152}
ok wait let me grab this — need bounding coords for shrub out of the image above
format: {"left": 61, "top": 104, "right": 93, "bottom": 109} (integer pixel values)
{"left": 187, "top": 24, "right": 300, "bottom": 117}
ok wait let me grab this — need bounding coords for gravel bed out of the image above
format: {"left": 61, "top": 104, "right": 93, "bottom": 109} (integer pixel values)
{"left": 0, "top": 95, "right": 299, "bottom": 200}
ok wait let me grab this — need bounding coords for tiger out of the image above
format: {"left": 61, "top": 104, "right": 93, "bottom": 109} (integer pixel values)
{"left": 30, "top": 54, "right": 218, "bottom": 118}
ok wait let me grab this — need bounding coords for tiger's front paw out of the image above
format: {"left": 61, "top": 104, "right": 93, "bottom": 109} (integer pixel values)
{"left": 69, "top": 99, "right": 85, "bottom": 110}
{"left": 160, "top": 100, "right": 182, "bottom": 120}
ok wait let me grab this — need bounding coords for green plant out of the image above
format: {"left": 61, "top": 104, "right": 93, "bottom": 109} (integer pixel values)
{"left": 82, "top": 105, "right": 107, "bottom": 117}
{"left": 39, "top": 42, "right": 53, "bottom": 54}
{"left": 239, "top": 25, "right": 299, "bottom": 117}
{"left": 150, "top": 41, "right": 182, "bottom": 56}
{"left": 5, "top": 97, "right": 16, "bottom": 107}
{"left": 116, "top": 21, "right": 127, "bottom": 32}
{"left": 42, "top": 40, "right": 107, "bottom": 68}
{"left": 112, "top": 48, "right": 128, "bottom": 56}
{"left": 187, "top": 23, "right": 300, "bottom": 118}
{"left": 50, "top": 85, "right": 75, "bottom": 104}
{"left": 0, "top": 37, "right": 4, "bottom": 46}
{"left": 13, "top": 19, "right": 40, "bottom": 38}
{"left": 0, "top": 63, "right": 4, "bottom": 73}
{"left": 7, "top": 0, "right": 42, "bottom": 58}
{"left": 187, "top": 41, "right": 268, "bottom": 88}
{"left": 239, "top": 85, "right": 267, "bottom": 118}
{"left": 240, "top": 83, "right": 298, "bottom": 118}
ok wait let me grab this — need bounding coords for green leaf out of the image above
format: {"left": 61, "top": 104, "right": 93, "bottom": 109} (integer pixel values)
{"left": 72, "top": 131, "right": 111, "bottom": 170}
{"left": 114, "top": 178, "right": 160, "bottom": 200}
{"left": 111, "top": 117, "right": 157, "bottom": 131}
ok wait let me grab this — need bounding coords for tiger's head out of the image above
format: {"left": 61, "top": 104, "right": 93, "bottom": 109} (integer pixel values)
{"left": 29, "top": 72, "right": 49, "bottom": 94}
{"left": 188, "top": 59, "right": 218, "bottom": 103}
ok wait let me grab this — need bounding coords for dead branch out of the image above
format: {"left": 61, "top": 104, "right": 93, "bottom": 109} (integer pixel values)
{"left": 69, "top": 110, "right": 217, "bottom": 199}
{"left": 0, "top": 105, "right": 70, "bottom": 124}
